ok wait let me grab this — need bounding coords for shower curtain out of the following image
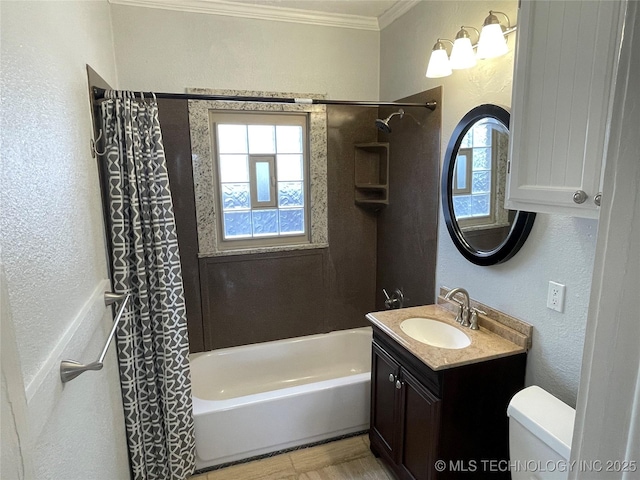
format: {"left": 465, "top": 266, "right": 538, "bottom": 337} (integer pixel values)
{"left": 99, "top": 90, "right": 195, "bottom": 480}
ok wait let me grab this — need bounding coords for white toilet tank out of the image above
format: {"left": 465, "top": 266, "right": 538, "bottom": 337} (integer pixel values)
{"left": 507, "top": 385, "right": 576, "bottom": 480}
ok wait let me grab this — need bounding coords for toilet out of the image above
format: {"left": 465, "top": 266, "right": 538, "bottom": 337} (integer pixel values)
{"left": 507, "top": 386, "right": 576, "bottom": 480}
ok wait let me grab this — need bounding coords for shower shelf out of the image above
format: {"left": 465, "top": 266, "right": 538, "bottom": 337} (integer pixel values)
{"left": 354, "top": 143, "right": 389, "bottom": 210}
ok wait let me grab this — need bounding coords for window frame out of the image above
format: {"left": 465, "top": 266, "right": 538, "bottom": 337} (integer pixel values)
{"left": 210, "top": 111, "right": 311, "bottom": 250}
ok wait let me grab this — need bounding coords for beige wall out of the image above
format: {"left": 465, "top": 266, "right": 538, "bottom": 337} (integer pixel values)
{"left": 110, "top": 4, "right": 380, "bottom": 100}
{"left": 0, "top": 2, "right": 129, "bottom": 479}
{"left": 380, "top": 1, "right": 597, "bottom": 406}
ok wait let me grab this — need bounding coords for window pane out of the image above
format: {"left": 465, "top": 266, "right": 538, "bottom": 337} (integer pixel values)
{"left": 472, "top": 171, "right": 491, "bottom": 194}
{"left": 471, "top": 194, "right": 491, "bottom": 216}
{"left": 276, "top": 125, "right": 303, "bottom": 153}
{"left": 472, "top": 122, "right": 491, "bottom": 147}
{"left": 252, "top": 210, "right": 278, "bottom": 236}
{"left": 472, "top": 148, "right": 491, "bottom": 170}
{"left": 278, "top": 182, "right": 304, "bottom": 207}
{"left": 222, "top": 183, "right": 250, "bottom": 210}
{"left": 460, "top": 130, "right": 472, "bottom": 148}
{"left": 279, "top": 208, "right": 304, "bottom": 234}
{"left": 255, "top": 161, "right": 272, "bottom": 202}
{"left": 455, "top": 155, "right": 467, "bottom": 190}
{"left": 453, "top": 195, "right": 472, "bottom": 218}
{"left": 248, "top": 125, "right": 275, "bottom": 154}
{"left": 277, "top": 154, "right": 303, "bottom": 181}
{"left": 217, "top": 125, "right": 248, "bottom": 154}
{"left": 223, "top": 211, "right": 252, "bottom": 238}
{"left": 219, "top": 155, "right": 249, "bottom": 182}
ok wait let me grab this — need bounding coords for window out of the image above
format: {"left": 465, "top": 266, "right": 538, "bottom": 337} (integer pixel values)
{"left": 211, "top": 112, "right": 309, "bottom": 248}
{"left": 452, "top": 118, "right": 500, "bottom": 223}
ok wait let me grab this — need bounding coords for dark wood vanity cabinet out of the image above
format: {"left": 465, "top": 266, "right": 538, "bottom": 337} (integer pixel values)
{"left": 369, "top": 328, "right": 526, "bottom": 480}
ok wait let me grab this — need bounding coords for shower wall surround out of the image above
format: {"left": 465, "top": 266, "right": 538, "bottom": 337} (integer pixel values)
{"left": 376, "top": 88, "right": 442, "bottom": 310}
{"left": 158, "top": 89, "right": 442, "bottom": 351}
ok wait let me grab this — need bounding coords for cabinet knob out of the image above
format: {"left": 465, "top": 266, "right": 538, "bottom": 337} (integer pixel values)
{"left": 594, "top": 192, "right": 602, "bottom": 207}
{"left": 396, "top": 380, "right": 402, "bottom": 390}
{"left": 573, "top": 190, "right": 588, "bottom": 204}
{"left": 389, "top": 373, "right": 395, "bottom": 383}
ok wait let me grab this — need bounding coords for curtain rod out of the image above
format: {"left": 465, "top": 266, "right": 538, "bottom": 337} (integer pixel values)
{"left": 92, "top": 87, "right": 437, "bottom": 110}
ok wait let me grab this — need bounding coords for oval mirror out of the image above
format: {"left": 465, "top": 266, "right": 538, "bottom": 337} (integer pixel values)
{"left": 442, "top": 104, "right": 535, "bottom": 266}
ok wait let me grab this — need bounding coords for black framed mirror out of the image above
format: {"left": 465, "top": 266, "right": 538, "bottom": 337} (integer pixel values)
{"left": 442, "top": 104, "right": 535, "bottom": 266}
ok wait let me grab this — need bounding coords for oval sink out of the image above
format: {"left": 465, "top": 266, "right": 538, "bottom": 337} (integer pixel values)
{"left": 400, "top": 317, "right": 471, "bottom": 349}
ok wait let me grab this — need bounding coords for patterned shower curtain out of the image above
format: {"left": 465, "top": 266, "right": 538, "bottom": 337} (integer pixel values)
{"left": 99, "top": 90, "right": 196, "bottom": 480}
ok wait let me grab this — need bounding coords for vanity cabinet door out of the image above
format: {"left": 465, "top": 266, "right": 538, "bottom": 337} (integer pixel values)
{"left": 371, "top": 342, "right": 402, "bottom": 461}
{"left": 506, "top": 0, "right": 624, "bottom": 218}
{"left": 397, "top": 369, "right": 441, "bottom": 480}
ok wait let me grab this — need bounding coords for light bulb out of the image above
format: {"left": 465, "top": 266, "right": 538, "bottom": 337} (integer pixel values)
{"left": 425, "top": 41, "right": 452, "bottom": 78}
{"left": 450, "top": 37, "right": 476, "bottom": 70}
{"left": 477, "top": 15, "right": 509, "bottom": 59}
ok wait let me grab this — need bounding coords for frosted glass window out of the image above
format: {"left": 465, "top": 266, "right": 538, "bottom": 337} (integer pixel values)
{"left": 276, "top": 126, "right": 303, "bottom": 153}
{"left": 252, "top": 210, "right": 279, "bottom": 236}
{"left": 213, "top": 112, "right": 309, "bottom": 246}
{"left": 217, "top": 125, "right": 248, "bottom": 154}
{"left": 472, "top": 123, "right": 491, "bottom": 147}
{"left": 277, "top": 155, "right": 303, "bottom": 181}
{"left": 460, "top": 130, "right": 473, "bottom": 148}
{"left": 278, "top": 182, "right": 304, "bottom": 207}
{"left": 472, "top": 171, "right": 491, "bottom": 194}
{"left": 248, "top": 125, "right": 276, "bottom": 154}
{"left": 219, "top": 155, "right": 249, "bottom": 183}
{"left": 471, "top": 194, "right": 490, "bottom": 216}
{"left": 222, "top": 183, "right": 250, "bottom": 210}
{"left": 255, "top": 161, "right": 272, "bottom": 203}
{"left": 279, "top": 209, "right": 304, "bottom": 234}
{"left": 456, "top": 155, "right": 467, "bottom": 190}
{"left": 453, "top": 195, "right": 472, "bottom": 218}
{"left": 472, "top": 148, "right": 491, "bottom": 170}
{"left": 223, "top": 211, "right": 252, "bottom": 238}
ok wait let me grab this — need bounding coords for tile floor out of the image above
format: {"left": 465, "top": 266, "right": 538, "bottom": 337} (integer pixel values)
{"left": 190, "top": 435, "right": 395, "bottom": 480}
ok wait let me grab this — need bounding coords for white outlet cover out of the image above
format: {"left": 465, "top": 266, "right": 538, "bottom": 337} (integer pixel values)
{"left": 547, "top": 281, "right": 566, "bottom": 312}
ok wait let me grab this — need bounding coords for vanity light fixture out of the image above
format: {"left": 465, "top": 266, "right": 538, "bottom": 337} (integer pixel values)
{"left": 425, "top": 10, "right": 516, "bottom": 79}
{"left": 450, "top": 26, "right": 480, "bottom": 70}
{"left": 425, "top": 39, "right": 453, "bottom": 78}
{"left": 477, "top": 11, "right": 511, "bottom": 59}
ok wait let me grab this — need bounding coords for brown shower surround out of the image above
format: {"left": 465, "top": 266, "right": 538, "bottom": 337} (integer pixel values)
{"left": 157, "top": 87, "right": 442, "bottom": 352}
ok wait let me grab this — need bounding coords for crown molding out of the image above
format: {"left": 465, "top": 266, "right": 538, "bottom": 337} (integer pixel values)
{"left": 109, "top": 0, "right": 382, "bottom": 31}
{"left": 378, "top": 1, "right": 421, "bottom": 30}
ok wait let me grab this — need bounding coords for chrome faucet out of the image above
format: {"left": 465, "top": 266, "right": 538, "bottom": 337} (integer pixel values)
{"left": 444, "top": 287, "right": 471, "bottom": 327}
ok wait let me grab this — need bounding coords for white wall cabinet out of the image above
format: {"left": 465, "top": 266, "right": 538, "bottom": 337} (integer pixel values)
{"left": 506, "top": 0, "right": 625, "bottom": 219}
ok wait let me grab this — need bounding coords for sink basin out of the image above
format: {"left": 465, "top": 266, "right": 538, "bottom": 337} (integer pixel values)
{"left": 400, "top": 317, "right": 471, "bottom": 349}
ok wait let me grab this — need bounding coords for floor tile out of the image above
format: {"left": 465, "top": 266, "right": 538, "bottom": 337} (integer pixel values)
{"left": 204, "top": 454, "right": 296, "bottom": 480}
{"left": 289, "top": 436, "right": 370, "bottom": 474}
{"left": 297, "top": 456, "right": 393, "bottom": 480}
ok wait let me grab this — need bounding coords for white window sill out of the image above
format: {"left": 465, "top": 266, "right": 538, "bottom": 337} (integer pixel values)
{"left": 198, "top": 242, "right": 329, "bottom": 258}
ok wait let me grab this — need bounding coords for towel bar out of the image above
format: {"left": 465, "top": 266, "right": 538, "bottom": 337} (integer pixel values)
{"left": 60, "top": 291, "right": 130, "bottom": 383}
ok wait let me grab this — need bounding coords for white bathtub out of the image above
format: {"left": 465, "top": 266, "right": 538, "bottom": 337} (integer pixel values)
{"left": 190, "top": 326, "right": 372, "bottom": 470}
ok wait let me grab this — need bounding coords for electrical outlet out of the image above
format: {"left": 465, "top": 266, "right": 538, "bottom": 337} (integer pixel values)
{"left": 547, "top": 281, "right": 566, "bottom": 312}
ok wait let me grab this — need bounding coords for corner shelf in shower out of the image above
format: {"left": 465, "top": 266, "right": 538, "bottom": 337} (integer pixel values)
{"left": 354, "top": 142, "right": 389, "bottom": 210}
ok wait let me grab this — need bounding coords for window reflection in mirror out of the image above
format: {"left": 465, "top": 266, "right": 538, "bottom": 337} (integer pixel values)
{"left": 452, "top": 118, "right": 512, "bottom": 252}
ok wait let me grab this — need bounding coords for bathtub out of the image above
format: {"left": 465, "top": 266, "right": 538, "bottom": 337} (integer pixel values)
{"left": 190, "top": 326, "right": 372, "bottom": 470}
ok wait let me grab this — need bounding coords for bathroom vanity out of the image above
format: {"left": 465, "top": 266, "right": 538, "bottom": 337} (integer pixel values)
{"left": 367, "top": 304, "right": 530, "bottom": 480}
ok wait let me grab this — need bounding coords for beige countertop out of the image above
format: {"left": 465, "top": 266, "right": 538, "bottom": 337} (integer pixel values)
{"left": 366, "top": 304, "right": 527, "bottom": 371}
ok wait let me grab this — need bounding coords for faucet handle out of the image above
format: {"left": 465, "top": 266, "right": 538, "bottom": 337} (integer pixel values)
{"left": 383, "top": 288, "right": 404, "bottom": 310}
{"left": 469, "top": 308, "right": 487, "bottom": 330}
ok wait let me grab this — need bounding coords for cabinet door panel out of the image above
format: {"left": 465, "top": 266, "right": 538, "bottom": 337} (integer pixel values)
{"left": 371, "top": 343, "right": 401, "bottom": 460}
{"left": 507, "top": 0, "right": 623, "bottom": 218}
{"left": 399, "top": 369, "right": 441, "bottom": 480}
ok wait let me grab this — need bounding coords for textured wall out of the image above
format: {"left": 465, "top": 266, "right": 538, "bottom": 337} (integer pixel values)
{"left": 0, "top": 2, "right": 130, "bottom": 478}
{"left": 380, "top": 1, "right": 597, "bottom": 406}
{"left": 109, "top": 4, "right": 380, "bottom": 101}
